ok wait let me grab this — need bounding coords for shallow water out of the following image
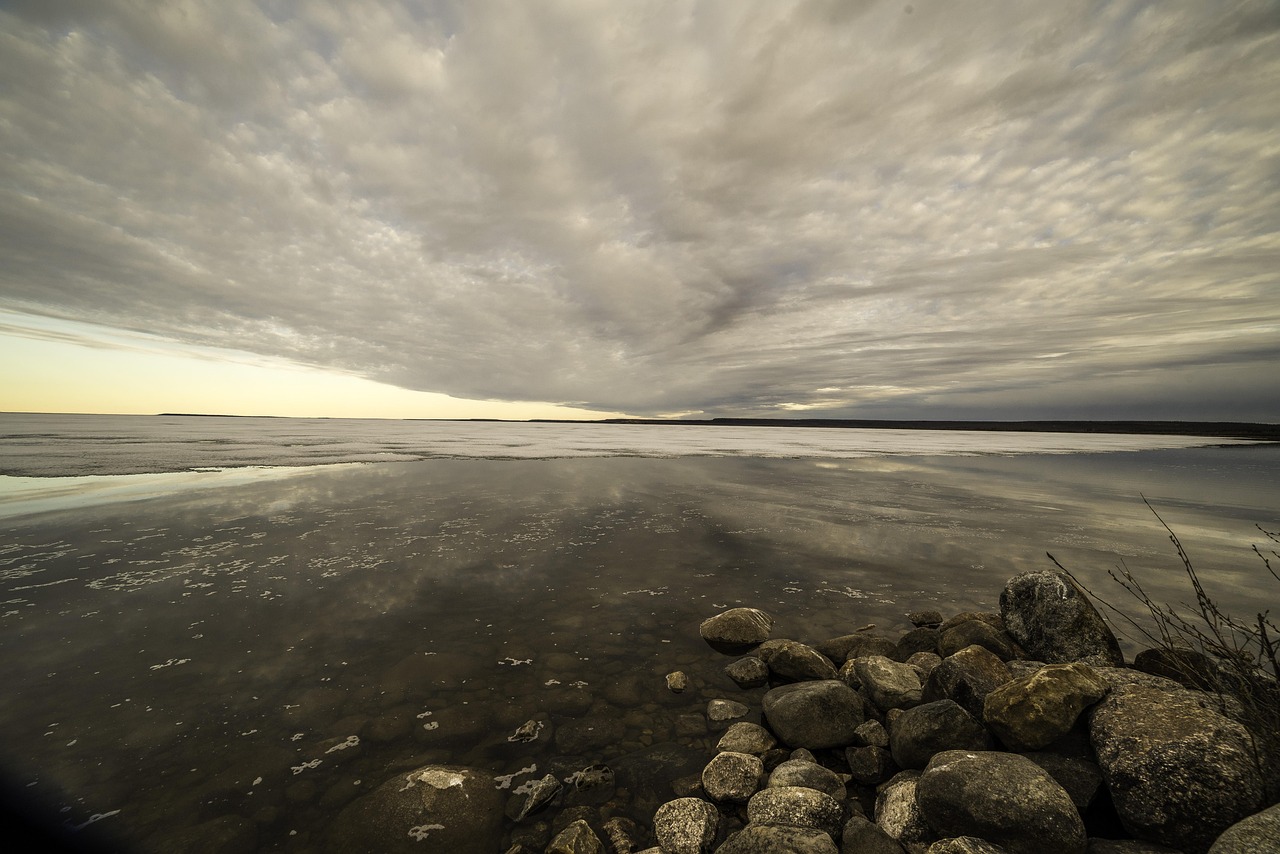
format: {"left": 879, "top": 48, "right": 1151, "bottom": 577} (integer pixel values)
{"left": 0, "top": 435, "right": 1276, "bottom": 851}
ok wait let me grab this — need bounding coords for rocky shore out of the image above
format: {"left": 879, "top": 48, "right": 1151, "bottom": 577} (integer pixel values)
{"left": 322, "top": 569, "right": 1278, "bottom": 853}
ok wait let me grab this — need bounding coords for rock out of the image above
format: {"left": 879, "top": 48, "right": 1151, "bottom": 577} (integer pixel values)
{"left": 789, "top": 747, "right": 817, "bottom": 762}
{"left": 748, "top": 786, "right": 844, "bottom": 837}
{"left": 717, "top": 722, "right": 777, "bottom": 755}
{"left": 845, "top": 745, "right": 896, "bottom": 785}
{"left": 546, "top": 819, "right": 604, "bottom": 854}
{"left": 768, "top": 759, "right": 846, "bottom": 799}
{"left": 1211, "top": 801, "right": 1280, "bottom": 852}
{"left": 1088, "top": 667, "right": 1184, "bottom": 692}
{"left": 982, "top": 663, "right": 1109, "bottom": 751}
{"left": 842, "top": 814, "right": 906, "bottom": 854}
{"left": 666, "top": 671, "right": 689, "bottom": 693}
{"left": 928, "top": 840, "right": 1009, "bottom": 854}
{"left": 718, "top": 823, "right": 839, "bottom": 853}
{"left": 1088, "top": 686, "right": 1264, "bottom": 852}
{"left": 938, "top": 612, "right": 1004, "bottom": 633}
{"left": 894, "top": 627, "right": 941, "bottom": 661}
{"left": 939, "top": 620, "right": 1020, "bottom": 661}
{"left": 762, "top": 680, "right": 865, "bottom": 750}
{"left": 922, "top": 645, "right": 1013, "bottom": 720}
{"left": 853, "top": 655, "right": 924, "bottom": 711}
{"left": 909, "top": 610, "right": 945, "bottom": 628}
{"left": 652, "top": 797, "right": 720, "bottom": 854}
{"left": 999, "top": 571, "right": 1123, "bottom": 667}
{"left": 1085, "top": 842, "right": 1179, "bottom": 853}
{"left": 1020, "top": 752, "right": 1103, "bottom": 812}
{"left": 1132, "top": 647, "right": 1220, "bottom": 691}
{"left": 889, "top": 700, "right": 993, "bottom": 770}
{"left": 601, "top": 817, "right": 642, "bottom": 854}
{"left": 908, "top": 651, "right": 944, "bottom": 679}
{"left": 555, "top": 715, "right": 626, "bottom": 754}
{"left": 505, "top": 773, "right": 562, "bottom": 822}
{"left": 875, "top": 771, "right": 933, "bottom": 847}
{"left": 916, "top": 750, "right": 1086, "bottom": 854}
{"left": 612, "top": 742, "right": 708, "bottom": 818}
{"left": 725, "top": 656, "right": 770, "bottom": 688}
{"left": 815, "top": 633, "right": 897, "bottom": 664}
{"left": 768, "top": 640, "right": 841, "bottom": 682}
{"left": 708, "top": 699, "right": 750, "bottom": 722}
{"left": 323, "top": 765, "right": 504, "bottom": 853}
{"left": 700, "top": 608, "right": 774, "bottom": 653}
{"left": 701, "top": 751, "right": 763, "bottom": 803}
{"left": 852, "top": 719, "right": 890, "bottom": 749}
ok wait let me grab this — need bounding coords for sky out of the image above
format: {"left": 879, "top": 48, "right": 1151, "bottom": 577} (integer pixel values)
{"left": 1, "top": 0, "right": 1278, "bottom": 421}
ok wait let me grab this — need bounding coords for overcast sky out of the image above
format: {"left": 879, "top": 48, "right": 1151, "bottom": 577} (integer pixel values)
{"left": 2, "top": 1, "right": 1278, "bottom": 420}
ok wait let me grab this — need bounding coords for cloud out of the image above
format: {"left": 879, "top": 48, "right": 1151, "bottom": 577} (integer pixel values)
{"left": 1, "top": 0, "right": 1278, "bottom": 418}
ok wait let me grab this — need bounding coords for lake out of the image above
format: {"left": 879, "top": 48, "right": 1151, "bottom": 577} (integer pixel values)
{"left": 0, "top": 414, "right": 1276, "bottom": 851}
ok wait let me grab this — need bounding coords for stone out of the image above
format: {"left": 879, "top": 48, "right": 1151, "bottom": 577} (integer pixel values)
{"left": 845, "top": 745, "right": 895, "bottom": 785}
{"left": 768, "top": 759, "right": 846, "bottom": 799}
{"left": 908, "top": 651, "right": 944, "bottom": 679}
{"left": 889, "top": 700, "right": 993, "bottom": 770}
{"left": 1086, "top": 842, "right": 1180, "bottom": 853}
{"left": 893, "top": 627, "right": 941, "bottom": 661}
{"left": 748, "top": 786, "right": 844, "bottom": 837}
{"left": 323, "top": 765, "right": 504, "bottom": 853}
{"left": 928, "top": 839, "right": 1009, "bottom": 853}
{"left": 708, "top": 699, "right": 750, "bottom": 722}
{"left": 555, "top": 715, "right": 626, "bottom": 754}
{"left": 612, "top": 742, "right": 708, "bottom": 818}
{"left": 700, "top": 608, "right": 774, "bottom": 653}
{"left": 762, "top": 680, "right": 865, "bottom": 750}
{"left": 922, "top": 645, "right": 1013, "bottom": 720}
{"left": 938, "top": 612, "right": 1004, "bottom": 633}
{"left": 666, "top": 671, "right": 689, "bottom": 693}
{"left": 653, "top": 797, "right": 720, "bottom": 854}
{"left": 768, "top": 640, "right": 842, "bottom": 682}
{"left": 982, "top": 663, "right": 1109, "bottom": 751}
{"left": 1019, "top": 752, "right": 1103, "bottom": 812}
{"left": 875, "top": 771, "right": 933, "bottom": 847}
{"left": 601, "top": 817, "right": 642, "bottom": 854}
{"left": 842, "top": 814, "right": 907, "bottom": 854}
{"left": 505, "top": 773, "right": 562, "bottom": 822}
{"left": 546, "top": 819, "right": 604, "bottom": 854}
{"left": 1132, "top": 647, "right": 1220, "bottom": 691}
{"left": 717, "top": 721, "right": 777, "bottom": 755}
{"left": 853, "top": 655, "right": 924, "bottom": 712}
{"left": 718, "top": 824, "right": 839, "bottom": 853}
{"left": 916, "top": 750, "right": 1086, "bottom": 854}
{"left": 852, "top": 719, "right": 890, "bottom": 749}
{"left": 814, "top": 633, "right": 897, "bottom": 664}
{"left": 1088, "top": 667, "right": 1183, "bottom": 692}
{"left": 1210, "top": 801, "right": 1280, "bottom": 853}
{"left": 999, "top": 571, "right": 1123, "bottom": 667}
{"left": 725, "top": 656, "right": 770, "bottom": 688}
{"left": 701, "top": 751, "right": 763, "bottom": 803}
{"left": 909, "top": 610, "right": 945, "bottom": 628}
{"left": 939, "top": 620, "right": 1020, "bottom": 661}
{"left": 1088, "top": 686, "right": 1265, "bottom": 852}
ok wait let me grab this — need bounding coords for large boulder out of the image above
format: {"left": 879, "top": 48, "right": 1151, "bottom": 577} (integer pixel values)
{"left": 747, "top": 786, "right": 844, "bottom": 837}
{"left": 922, "top": 645, "right": 1013, "bottom": 719}
{"left": 915, "top": 750, "right": 1086, "bottom": 854}
{"left": 890, "top": 700, "right": 993, "bottom": 770}
{"left": 717, "top": 823, "right": 839, "bottom": 853}
{"left": 982, "top": 663, "right": 1109, "bottom": 751}
{"left": 653, "top": 797, "right": 720, "bottom": 854}
{"left": 323, "top": 765, "right": 504, "bottom": 853}
{"left": 768, "top": 640, "right": 842, "bottom": 682}
{"left": 1210, "top": 801, "right": 1280, "bottom": 853}
{"left": 1088, "top": 686, "right": 1265, "bottom": 852}
{"left": 854, "top": 655, "right": 924, "bottom": 712}
{"left": 700, "top": 608, "right": 774, "bottom": 653}
{"left": 999, "top": 571, "right": 1123, "bottom": 667}
{"left": 762, "top": 680, "right": 865, "bottom": 750}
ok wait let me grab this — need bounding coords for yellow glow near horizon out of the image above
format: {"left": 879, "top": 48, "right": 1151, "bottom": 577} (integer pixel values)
{"left": 0, "top": 312, "right": 628, "bottom": 420}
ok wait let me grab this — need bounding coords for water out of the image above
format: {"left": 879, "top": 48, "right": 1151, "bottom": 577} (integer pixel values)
{"left": 0, "top": 414, "right": 1276, "bottom": 851}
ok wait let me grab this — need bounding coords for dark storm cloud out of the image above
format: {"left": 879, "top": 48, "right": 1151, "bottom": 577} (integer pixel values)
{"left": 1, "top": 0, "right": 1277, "bottom": 418}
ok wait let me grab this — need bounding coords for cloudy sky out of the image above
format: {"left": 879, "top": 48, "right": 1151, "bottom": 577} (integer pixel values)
{"left": 2, "top": 1, "right": 1278, "bottom": 420}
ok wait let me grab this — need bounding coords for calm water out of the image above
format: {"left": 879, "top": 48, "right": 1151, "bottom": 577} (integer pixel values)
{"left": 0, "top": 417, "right": 1276, "bottom": 851}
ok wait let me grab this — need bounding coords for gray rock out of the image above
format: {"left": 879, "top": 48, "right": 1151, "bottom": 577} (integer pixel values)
{"left": 815, "top": 633, "right": 897, "bottom": 664}
{"left": 708, "top": 699, "right": 751, "bottom": 722}
{"left": 928, "top": 840, "right": 1009, "bottom": 854}
{"left": 652, "top": 797, "right": 720, "bottom": 854}
{"left": 323, "top": 765, "right": 504, "bottom": 853}
{"left": 845, "top": 744, "right": 896, "bottom": 786}
{"left": 505, "top": 773, "right": 562, "bottom": 822}
{"left": 700, "top": 608, "right": 775, "bottom": 653}
{"left": 875, "top": 771, "right": 933, "bottom": 847}
{"left": 842, "top": 814, "right": 906, "bottom": 854}
{"left": 768, "top": 640, "right": 842, "bottom": 682}
{"left": 922, "top": 645, "right": 1013, "bottom": 720}
{"left": 768, "top": 759, "right": 846, "bottom": 799}
{"left": 915, "top": 750, "right": 1086, "bottom": 854}
{"left": 725, "top": 656, "right": 770, "bottom": 688}
{"left": 853, "top": 719, "right": 890, "bottom": 749}
{"left": 908, "top": 652, "right": 944, "bottom": 679}
{"left": 1020, "top": 752, "right": 1103, "bottom": 812}
{"left": 601, "top": 817, "right": 642, "bottom": 854}
{"left": 1133, "top": 647, "right": 1221, "bottom": 691}
{"left": 853, "top": 655, "right": 924, "bottom": 712}
{"left": 1210, "top": 801, "right": 1280, "bottom": 853}
{"left": 717, "top": 721, "right": 777, "bottom": 755}
{"left": 999, "top": 571, "right": 1123, "bottom": 667}
{"left": 890, "top": 700, "right": 993, "bottom": 770}
{"left": 718, "top": 824, "right": 839, "bottom": 853}
{"left": 790, "top": 747, "right": 817, "bottom": 762}
{"left": 546, "top": 818, "right": 604, "bottom": 854}
{"left": 1088, "top": 666, "right": 1183, "bottom": 693}
{"left": 894, "top": 627, "right": 941, "bottom": 661}
{"left": 1089, "top": 686, "right": 1265, "bottom": 852}
{"left": 748, "top": 786, "right": 844, "bottom": 837}
{"left": 939, "top": 620, "right": 1020, "bottom": 661}
{"left": 666, "top": 671, "right": 689, "bottom": 693}
{"left": 1086, "top": 842, "right": 1180, "bottom": 853}
{"left": 762, "top": 680, "right": 865, "bottom": 750}
{"left": 701, "top": 750, "right": 764, "bottom": 803}
{"left": 909, "top": 610, "right": 945, "bottom": 628}
{"left": 937, "top": 612, "right": 1004, "bottom": 633}
{"left": 982, "top": 663, "right": 1109, "bottom": 751}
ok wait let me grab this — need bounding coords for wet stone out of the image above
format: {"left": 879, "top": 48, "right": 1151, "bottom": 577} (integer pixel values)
{"left": 505, "top": 773, "right": 563, "bottom": 822}
{"left": 767, "top": 758, "right": 846, "bottom": 800}
{"left": 717, "top": 721, "right": 777, "bottom": 755}
{"left": 700, "top": 608, "right": 775, "bottom": 654}
{"left": 666, "top": 671, "right": 689, "bottom": 693}
{"left": 747, "top": 785, "right": 844, "bottom": 838}
{"left": 725, "top": 656, "right": 770, "bottom": 689}
{"left": 546, "top": 818, "right": 605, "bottom": 854}
{"left": 701, "top": 751, "right": 764, "bottom": 803}
{"left": 707, "top": 699, "right": 750, "bottom": 722}
{"left": 653, "top": 797, "right": 720, "bottom": 854}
